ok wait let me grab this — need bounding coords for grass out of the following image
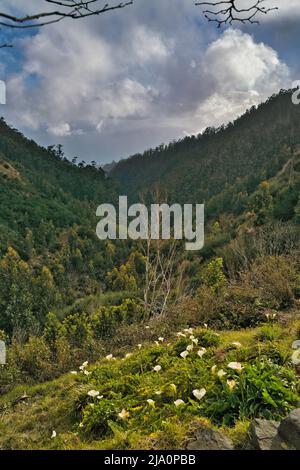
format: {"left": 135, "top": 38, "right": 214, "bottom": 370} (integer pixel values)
{"left": 0, "top": 316, "right": 299, "bottom": 450}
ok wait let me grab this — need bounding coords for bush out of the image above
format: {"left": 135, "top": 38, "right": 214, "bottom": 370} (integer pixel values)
{"left": 197, "top": 330, "right": 221, "bottom": 348}
{"left": 10, "top": 336, "right": 54, "bottom": 381}
{"left": 204, "top": 359, "right": 299, "bottom": 426}
{"left": 80, "top": 399, "right": 120, "bottom": 437}
{"left": 243, "top": 255, "right": 297, "bottom": 310}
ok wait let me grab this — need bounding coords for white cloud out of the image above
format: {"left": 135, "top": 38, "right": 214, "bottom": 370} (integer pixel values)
{"left": 204, "top": 29, "right": 289, "bottom": 93}
{"left": 1, "top": 0, "right": 295, "bottom": 163}
{"left": 131, "top": 26, "right": 171, "bottom": 63}
{"left": 6, "top": 19, "right": 169, "bottom": 133}
{"left": 193, "top": 28, "right": 290, "bottom": 130}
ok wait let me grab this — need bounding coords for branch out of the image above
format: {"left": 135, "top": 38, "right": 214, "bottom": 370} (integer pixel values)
{"left": 0, "top": 1, "right": 133, "bottom": 29}
{"left": 195, "top": 0, "right": 278, "bottom": 27}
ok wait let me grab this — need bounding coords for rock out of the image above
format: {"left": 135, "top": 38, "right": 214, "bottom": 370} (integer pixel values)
{"left": 186, "top": 424, "right": 234, "bottom": 450}
{"left": 249, "top": 419, "right": 287, "bottom": 450}
{"left": 278, "top": 409, "right": 300, "bottom": 450}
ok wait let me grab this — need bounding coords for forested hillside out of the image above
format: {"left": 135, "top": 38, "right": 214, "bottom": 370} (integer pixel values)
{"left": 1, "top": 90, "right": 300, "bottom": 450}
{"left": 0, "top": 117, "right": 134, "bottom": 333}
{"left": 112, "top": 90, "right": 300, "bottom": 219}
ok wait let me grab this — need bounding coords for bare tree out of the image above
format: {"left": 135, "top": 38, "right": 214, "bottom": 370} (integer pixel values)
{"left": 138, "top": 187, "right": 189, "bottom": 319}
{"left": 0, "top": 1, "right": 133, "bottom": 47}
{"left": 196, "top": 0, "right": 278, "bottom": 27}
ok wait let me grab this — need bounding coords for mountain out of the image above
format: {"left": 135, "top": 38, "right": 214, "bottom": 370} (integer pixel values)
{"left": 0, "top": 90, "right": 300, "bottom": 451}
{"left": 111, "top": 90, "right": 300, "bottom": 220}
{"left": 0, "top": 117, "right": 131, "bottom": 311}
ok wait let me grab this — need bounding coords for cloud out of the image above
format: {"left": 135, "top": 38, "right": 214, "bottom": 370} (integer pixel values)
{"left": 1, "top": 0, "right": 296, "bottom": 163}
{"left": 192, "top": 28, "right": 290, "bottom": 130}
{"left": 204, "top": 29, "right": 289, "bottom": 93}
{"left": 6, "top": 19, "right": 169, "bottom": 133}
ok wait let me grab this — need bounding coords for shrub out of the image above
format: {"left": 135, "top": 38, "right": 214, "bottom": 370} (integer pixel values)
{"left": 199, "top": 258, "right": 226, "bottom": 293}
{"left": 204, "top": 359, "right": 299, "bottom": 426}
{"left": 10, "top": 335, "right": 54, "bottom": 381}
{"left": 244, "top": 255, "right": 297, "bottom": 310}
{"left": 196, "top": 330, "right": 221, "bottom": 348}
{"left": 80, "top": 399, "right": 120, "bottom": 437}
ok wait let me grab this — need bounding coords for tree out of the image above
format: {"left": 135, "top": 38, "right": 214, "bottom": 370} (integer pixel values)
{"left": 196, "top": 0, "right": 278, "bottom": 27}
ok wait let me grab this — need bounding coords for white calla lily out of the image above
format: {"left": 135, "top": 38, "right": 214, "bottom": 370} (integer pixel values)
{"left": 197, "top": 348, "right": 206, "bottom": 358}
{"left": 192, "top": 388, "right": 206, "bottom": 400}
{"left": 227, "top": 362, "right": 243, "bottom": 371}
{"left": 292, "top": 340, "right": 300, "bottom": 350}
{"left": 291, "top": 349, "right": 300, "bottom": 365}
{"left": 174, "top": 399, "right": 185, "bottom": 407}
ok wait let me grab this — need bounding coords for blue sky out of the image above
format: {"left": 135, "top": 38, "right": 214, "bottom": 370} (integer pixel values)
{"left": 0, "top": 0, "right": 300, "bottom": 164}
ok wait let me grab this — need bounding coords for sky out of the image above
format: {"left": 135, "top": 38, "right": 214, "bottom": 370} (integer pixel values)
{"left": 0, "top": 0, "right": 300, "bottom": 164}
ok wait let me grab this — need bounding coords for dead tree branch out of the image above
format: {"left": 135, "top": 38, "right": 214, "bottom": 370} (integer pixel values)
{"left": 196, "top": 0, "right": 278, "bottom": 27}
{"left": 0, "top": 1, "right": 133, "bottom": 47}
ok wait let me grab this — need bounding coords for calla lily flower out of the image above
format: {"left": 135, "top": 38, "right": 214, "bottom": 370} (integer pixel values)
{"left": 176, "top": 332, "right": 186, "bottom": 338}
{"left": 217, "top": 369, "right": 227, "bottom": 378}
{"left": 180, "top": 350, "right": 189, "bottom": 359}
{"left": 291, "top": 349, "right": 300, "bottom": 365}
{"left": 227, "top": 379, "right": 236, "bottom": 390}
{"left": 147, "top": 399, "right": 155, "bottom": 407}
{"left": 197, "top": 348, "right": 206, "bottom": 358}
{"left": 118, "top": 409, "right": 130, "bottom": 420}
{"left": 87, "top": 390, "right": 100, "bottom": 398}
{"left": 153, "top": 365, "right": 162, "bottom": 372}
{"left": 192, "top": 388, "right": 206, "bottom": 400}
{"left": 292, "top": 340, "right": 300, "bottom": 350}
{"left": 228, "top": 362, "right": 243, "bottom": 371}
{"left": 231, "top": 342, "right": 242, "bottom": 348}
{"left": 174, "top": 399, "right": 185, "bottom": 407}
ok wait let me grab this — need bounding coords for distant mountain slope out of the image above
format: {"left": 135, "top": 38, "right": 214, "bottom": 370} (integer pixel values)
{"left": 111, "top": 90, "right": 300, "bottom": 218}
{"left": 0, "top": 118, "right": 124, "bottom": 302}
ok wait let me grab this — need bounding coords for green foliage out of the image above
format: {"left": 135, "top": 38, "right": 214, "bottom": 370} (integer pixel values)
{"left": 255, "top": 325, "right": 282, "bottom": 343}
{"left": 199, "top": 258, "right": 226, "bottom": 293}
{"left": 205, "top": 360, "right": 299, "bottom": 425}
{"left": 0, "top": 247, "right": 60, "bottom": 335}
{"left": 196, "top": 330, "right": 221, "bottom": 348}
{"left": 112, "top": 91, "right": 300, "bottom": 222}
{"left": 80, "top": 400, "right": 120, "bottom": 437}
{"left": 106, "top": 263, "right": 138, "bottom": 292}
{"left": 249, "top": 181, "right": 274, "bottom": 225}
